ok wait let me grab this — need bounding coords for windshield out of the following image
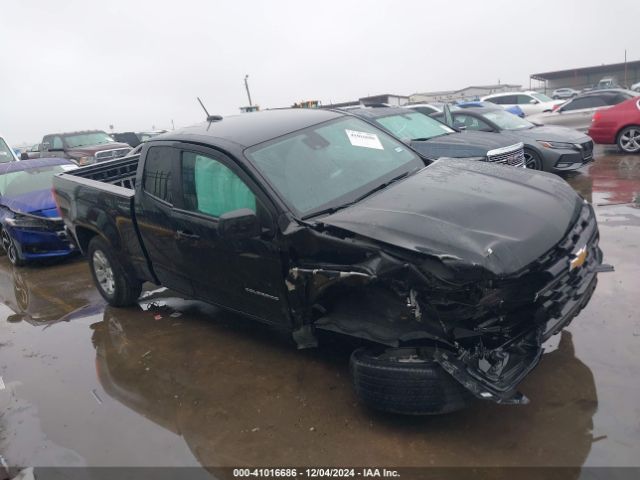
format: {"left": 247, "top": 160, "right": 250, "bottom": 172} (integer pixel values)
{"left": 483, "top": 110, "right": 534, "bottom": 130}
{"left": 0, "top": 165, "right": 70, "bottom": 196}
{"left": 376, "top": 112, "right": 455, "bottom": 141}
{"left": 63, "top": 132, "right": 115, "bottom": 148}
{"left": 246, "top": 117, "right": 422, "bottom": 217}
{"left": 0, "top": 138, "right": 15, "bottom": 163}
{"left": 532, "top": 93, "right": 553, "bottom": 103}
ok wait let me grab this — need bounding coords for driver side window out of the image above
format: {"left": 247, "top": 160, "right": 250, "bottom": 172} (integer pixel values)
{"left": 452, "top": 114, "right": 493, "bottom": 132}
{"left": 181, "top": 152, "right": 256, "bottom": 218}
{"left": 52, "top": 136, "right": 64, "bottom": 149}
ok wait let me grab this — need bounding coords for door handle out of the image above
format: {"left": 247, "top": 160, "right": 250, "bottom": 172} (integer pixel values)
{"left": 176, "top": 229, "right": 200, "bottom": 240}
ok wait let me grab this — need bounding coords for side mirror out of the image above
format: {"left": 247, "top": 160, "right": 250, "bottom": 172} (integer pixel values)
{"left": 529, "top": 99, "right": 539, "bottom": 104}
{"left": 219, "top": 208, "right": 260, "bottom": 239}
{"left": 20, "top": 152, "right": 29, "bottom": 160}
{"left": 42, "top": 142, "right": 51, "bottom": 150}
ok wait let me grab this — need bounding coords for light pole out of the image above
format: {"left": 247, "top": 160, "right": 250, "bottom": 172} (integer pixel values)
{"left": 244, "top": 75, "right": 253, "bottom": 107}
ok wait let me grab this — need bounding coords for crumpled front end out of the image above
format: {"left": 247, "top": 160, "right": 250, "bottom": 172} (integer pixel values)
{"left": 284, "top": 201, "right": 603, "bottom": 404}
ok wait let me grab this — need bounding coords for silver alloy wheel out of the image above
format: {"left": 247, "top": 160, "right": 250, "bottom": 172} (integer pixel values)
{"left": 524, "top": 151, "right": 542, "bottom": 170}
{"left": 93, "top": 250, "right": 115, "bottom": 296}
{"left": 2, "top": 230, "right": 18, "bottom": 264}
{"left": 619, "top": 127, "right": 640, "bottom": 153}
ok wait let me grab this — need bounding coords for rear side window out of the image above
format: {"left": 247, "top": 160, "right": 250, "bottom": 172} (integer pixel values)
{"left": 143, "top": 146, "right": 173, "bottom": 203}
{"left": 517, "top": 94, "right": 535, "bottom": 104}
{"left": 486, "top": 95, "right": 515, "bottom": 105}
{"left": 562, "top": 96, "right": 608, "bottom": 111}
{"left": 181, "top": 152, "right": 255, "bottom": 218}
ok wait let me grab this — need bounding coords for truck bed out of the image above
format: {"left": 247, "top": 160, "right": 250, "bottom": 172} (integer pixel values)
{"left": 67, "top": 154, "right": 139, "bottom": 189}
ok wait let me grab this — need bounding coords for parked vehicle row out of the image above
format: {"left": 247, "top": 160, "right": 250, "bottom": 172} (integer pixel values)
{"left": 52, "top": 108, "right": 605, "bottom": 415}
{"left": 528, "top": 89, "right": 640, "bottom": 132}
{"left": 350, "top": 107, "right": 526, "bottom": 167}
{"left": 431, "top": 106, "right": 593, "bottom": 172}
{"left": 111, "top": 130, "right": 167, "bottom": 148}
{"left": 480, "top": 91, "right": 564, "bottom": 116}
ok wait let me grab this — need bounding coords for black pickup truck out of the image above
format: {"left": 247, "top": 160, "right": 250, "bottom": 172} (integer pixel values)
{"left": 53, "top": 108, "right": 604, "bottom": 414}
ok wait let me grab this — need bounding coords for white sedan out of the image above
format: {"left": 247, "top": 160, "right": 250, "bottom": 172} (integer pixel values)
{"left": 481, "top": 91, "right": 564, "bottom": 116}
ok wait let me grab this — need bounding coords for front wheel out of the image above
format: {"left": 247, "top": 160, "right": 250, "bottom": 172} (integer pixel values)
{"left": 524, "top": 149, "right": 543, "bottom": 170}
{"left": 88, "top": 236, "right": 142, "bottom": 307}
{"left": 350, "top": 347, "right": 474, "bottom": 415}
{"left": 1, "top": 229, "right": 25, "bottom": 266}
{"left": 617, "top": 126, "right": 640, "bottom": 153}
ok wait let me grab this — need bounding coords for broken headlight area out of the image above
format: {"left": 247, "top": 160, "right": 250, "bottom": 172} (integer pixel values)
{"left": 4, "top": 212, "right": 64, "bottom": 231}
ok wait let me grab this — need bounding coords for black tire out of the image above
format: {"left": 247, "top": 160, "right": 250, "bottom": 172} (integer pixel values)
{"left": 524, "top": 148, "right": 543, "bottom": 170}
{"left": 88, "top": 236, "right": 142, "bottom": 307}
{"left": 1, "top": 228, "right": 25, "bottom": 266}
{"left": 616, "top": 125, "right": 640, "bottom": 154}
{"left": 350, "top": 347, "right": 474, "bottom": 415}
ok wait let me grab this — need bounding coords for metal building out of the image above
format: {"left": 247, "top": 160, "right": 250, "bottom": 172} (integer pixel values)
{"left": 409, "top": 84, "right": 522, "bottom": 103}
{"left": 530, "top": 60, "right": 640, "bottom": 92}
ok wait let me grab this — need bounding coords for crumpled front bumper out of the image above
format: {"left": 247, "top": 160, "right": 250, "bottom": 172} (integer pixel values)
{"left": 435, "top": 275, "right": 598, "bottom": 405}
{"left": 433, "top": 202, "right": 603, "bottom": 405}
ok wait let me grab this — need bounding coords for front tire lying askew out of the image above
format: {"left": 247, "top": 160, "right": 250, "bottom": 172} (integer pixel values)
{"left": 349, "top": 347, "right": 474, "bottom": 415}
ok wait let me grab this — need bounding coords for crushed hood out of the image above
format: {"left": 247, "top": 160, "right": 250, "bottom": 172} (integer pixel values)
{"left": 321, "top": 159, "right": 582, "bottom": 276}
{"left": 0, "top": 189, "right": 58, "bottom": 217}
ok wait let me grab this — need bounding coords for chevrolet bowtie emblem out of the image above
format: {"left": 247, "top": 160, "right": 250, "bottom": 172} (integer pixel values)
{"left": 570, "top": 245, "right": 588, "bottom": 271}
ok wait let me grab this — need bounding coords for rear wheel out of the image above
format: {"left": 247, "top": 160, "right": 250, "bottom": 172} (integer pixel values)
{"left": 88, "top": 236, "right": 141, "bottom": 307}
{"left": 617, "top": 126, "right": 640, "bottom": 153}
{"left": 350, "top": 347, "right": 474, "bottom": 415}
{"left": 524, "top": 149, "right": 543, "bottom": 170}
{"left": 1, "top": 229, "right": 25, "bottom": 266}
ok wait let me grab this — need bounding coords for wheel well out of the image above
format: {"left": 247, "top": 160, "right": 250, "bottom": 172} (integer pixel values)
{"left": 74, "top": 227, "right": 99, "bottom": 253}
{"left": 616, "top": 124, "right": 640, "bottom": 140}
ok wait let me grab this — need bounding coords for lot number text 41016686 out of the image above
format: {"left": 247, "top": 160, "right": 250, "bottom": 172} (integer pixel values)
{"left": 232, "top": 468, "right": 401, "bottom": 478}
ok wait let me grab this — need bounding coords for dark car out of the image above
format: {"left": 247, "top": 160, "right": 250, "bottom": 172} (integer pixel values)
{"left": 20, "top": 143, "right": 42, "bottom": 160}
{"left": 41, "top": 130, "right": 132, "bottom": 165}
{"left": 432, "top": 106, "right": 594, "bottom": 172}
{"left": 112, "top": 131, "right": 167, "bottom": 148}
{"left": 53, "top": 108, "right": 604, "bottom": 415}
{"left": 349, "top": 107, "right": 526, "bottom": 167}
{"left": 0, "top": 158, "right": 78, "bottom": 266}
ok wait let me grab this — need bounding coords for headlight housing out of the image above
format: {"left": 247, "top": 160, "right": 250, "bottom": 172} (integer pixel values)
{"left": 78, "top": 155, "right": 95, "bottom": 165}
{"left": 5, "top": 214, "right": 57, "bottom": 230}
{"left": 538, "top": 141, "right": 579, "bottom": 150}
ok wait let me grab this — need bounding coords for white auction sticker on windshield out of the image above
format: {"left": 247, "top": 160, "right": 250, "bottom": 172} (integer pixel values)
{"left": 345, "top": 130, "right": 384, "bottom": 150}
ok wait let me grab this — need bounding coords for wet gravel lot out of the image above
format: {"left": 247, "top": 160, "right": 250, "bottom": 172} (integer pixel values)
{"left": 0, "top": 147, "right": 639, "bottom": 474}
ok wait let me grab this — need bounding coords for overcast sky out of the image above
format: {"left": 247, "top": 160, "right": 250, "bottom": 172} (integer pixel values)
{"left": 1, "top": 0, "right": 638, "bottom": 145}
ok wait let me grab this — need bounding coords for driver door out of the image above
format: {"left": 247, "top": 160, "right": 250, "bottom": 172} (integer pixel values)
{"left": 170, "top": 145, "right": 290, "bottom": 325}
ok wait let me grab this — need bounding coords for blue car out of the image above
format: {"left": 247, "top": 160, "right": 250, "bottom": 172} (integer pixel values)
{"left": 0, "top": 158, "right": 78, "bottom": 266}
{"left": 455, "top": 101, "right": 526, "bottom": 118}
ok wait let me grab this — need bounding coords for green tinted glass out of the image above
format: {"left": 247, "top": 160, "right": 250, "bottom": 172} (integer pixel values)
{"left": 182, "top": 152, "right": 255, "bottom": 217}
